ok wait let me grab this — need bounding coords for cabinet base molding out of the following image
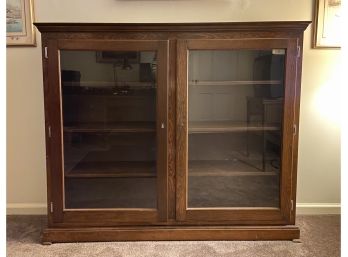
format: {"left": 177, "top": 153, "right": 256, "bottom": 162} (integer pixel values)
{"left": 42, "top": 225, "right": 300, "bottom": 243}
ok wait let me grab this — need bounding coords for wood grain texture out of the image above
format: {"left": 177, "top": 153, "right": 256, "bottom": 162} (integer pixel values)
{"left": 279, "top": 38, "right": 299, "bottom": 223}
{"left": 175, "top": 40, "right": 188, "bottom": 221}
{"left": 175, "top": 37, "right": 298, "bottom": 224}
{"left": 290, "top": 35, "right": 305, "bottom": 224}
{"left": 35, "top": 22, "right": 310, "bottom": 33}
{"left": 58, "top": 39, "right": 159, "bottom": 51}
{"left": 187, "top": 39, "right": 289, "bottom": 50}
{"left": 61, "top": 209, "right": 159, "bottom": 225}
{"left": 40, "top": 34, "right": 54, "bottom": 226}
{"left": 167, "top": 39, "right": 177, "bottom": 221}
{"left": 46, "top": 39, "right": 64, "bottom": 223}
{"left": 36, "top": 22, "right": 310, "bottom": 241}
{"left": 44, "top": 38, "right": 170, "bottom": 225}
{"left": 156, "top": 40, "right": 170, "bottom": 222}
{"left": 42, "top": 225, "right": 300, "bottom": 243}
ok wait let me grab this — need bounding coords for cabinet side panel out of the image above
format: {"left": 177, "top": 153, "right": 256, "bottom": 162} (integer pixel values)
{"left": 279, "top": 38, "right": 299, "bottom": 223}
{"left": 40, "top": 34, "right": 52, "bottom": 224}
{"left": 290, "top": 34, "right": 305, "bottom": 224}
{"left": 46, "top": 39, "right": 64, "bottom": 223}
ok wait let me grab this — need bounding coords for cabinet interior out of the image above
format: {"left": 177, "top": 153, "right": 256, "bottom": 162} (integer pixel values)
{"left": 60, "top": 49, "right": 284, "bottom": 209}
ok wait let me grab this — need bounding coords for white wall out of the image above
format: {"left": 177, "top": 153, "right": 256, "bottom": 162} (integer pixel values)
{"left": 7, "top": 0, "right": 340, "bottom": 214}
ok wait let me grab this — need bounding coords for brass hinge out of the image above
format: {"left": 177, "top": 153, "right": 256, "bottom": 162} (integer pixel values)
{"left": 297, "top": 45, "right": 301, "bottom": 58}
{"left": 44, "top": 47, "right": 48, "bottom": 59}
{"left": 48, "top": 125, "right": 52, "bottom": 138}
{"left": 291, "top": 200, "right": 294, "bottom": 212}
{"left": 50, "top": 202, "right": 54, "bottom": 213}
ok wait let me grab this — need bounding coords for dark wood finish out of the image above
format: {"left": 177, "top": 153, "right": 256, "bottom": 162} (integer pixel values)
{"left": 156, "top": 40, "right": 169, "bottom": 222}
{"left": 44, "top": 38, "right": 169, "bottom": 225}
{"left": 290, "top": 36, "right": 304, "bottom": 225}
{"left": 57, "top": 39, "right": 159, "bottom": 51}
{"left": 176, "top": 40, "right": 189, "bottom": 221}
{"left": 279, "top": 38, "right": 299, "bottom": 224}
{"left": 167, "top": 39, "right": 177, "bottom": 221}
{"left": 186, "top": 38, "right": 290, "bottom": 50}
{"left": 175, "top": 37, "right": 300, "bottom": 224}
{"left": 59, "top": 209, "right": 159, "bottom": 227}
{"left": 35, "top": 22, "right": 310, "bottom": 33}
{"left": 41, "top": 34, "right": 54, "bottom": 226}
{"left": 46, "top": 39, "right": 64, "bottom": 223}
{"left": 42, "top": 225, "right": 300, "bottom": 243}
{"left": 35, "top": 22, "right": 309, "bottom": 242}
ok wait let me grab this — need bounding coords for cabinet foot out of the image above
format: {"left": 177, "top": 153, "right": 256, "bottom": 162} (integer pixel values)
{"left": 292, "top": 239, "right": 302, "bottom": 243}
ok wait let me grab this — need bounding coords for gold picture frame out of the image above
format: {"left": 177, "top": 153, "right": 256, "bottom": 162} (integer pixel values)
{"left": 6, "top": 0, "right": 36, "bottom": 46}
{"left": 313, "top": 0, "right": 341, "bottom": 48}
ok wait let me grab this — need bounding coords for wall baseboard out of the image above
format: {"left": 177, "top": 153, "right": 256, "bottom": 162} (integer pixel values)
{"left": 7, "top": 202, "right": 341, "bottom": 215}
{"left": 7, "top": 203, "right": 47, "bottom": 215}
{"left": 296, "top": 203, "right": 341, "bottom": 215}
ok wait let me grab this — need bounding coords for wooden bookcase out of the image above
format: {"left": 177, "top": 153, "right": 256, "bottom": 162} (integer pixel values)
{"left": 35, "top": 22, "right": 310, "bottom": 243}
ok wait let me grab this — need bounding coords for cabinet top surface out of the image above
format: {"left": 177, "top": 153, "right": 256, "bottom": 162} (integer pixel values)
{"left": 34, "top": 21, "right": 311, "bottom": 33}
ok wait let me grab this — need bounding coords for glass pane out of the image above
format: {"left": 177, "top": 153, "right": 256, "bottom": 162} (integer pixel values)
{"left": 188, "top": 50, "right": 285, "bottom": 208}
{"left": 60, "top": 50, "right": 158, "bottom": 209}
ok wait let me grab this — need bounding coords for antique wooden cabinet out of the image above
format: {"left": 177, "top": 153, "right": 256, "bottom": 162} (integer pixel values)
{"left": 35, "top": 22, "right": 310, "bottom": 243}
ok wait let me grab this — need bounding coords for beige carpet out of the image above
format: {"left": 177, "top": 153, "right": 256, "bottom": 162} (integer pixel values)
{"left": 7, "top": 215, "right": 340, "bottom": 257}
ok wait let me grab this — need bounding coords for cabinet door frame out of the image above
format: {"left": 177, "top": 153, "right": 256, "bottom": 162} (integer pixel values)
{"left": 176, "top": 38, "right": 299, "bottom": 225}
{"left": 45, "top": 38, "right": 169, "bottom": 226}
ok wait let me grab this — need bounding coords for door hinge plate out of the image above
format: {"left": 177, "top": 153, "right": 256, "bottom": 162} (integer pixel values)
{"left": 293, "top": 124, "right": 297, "bottom": 135}
{"left": 50, "top": 202, "right": 54, "bottom": 213}
{"left": 297, "top": 45, "right": 301, "bottom": 58}
{"left": 291, "top": 200, "right": 294, "bottom": 211}
{"left": 48, "top": 125, "right": 52, "bottom": 138}
{"left": 44, "top": 47, "right": 48, "bottom": 59}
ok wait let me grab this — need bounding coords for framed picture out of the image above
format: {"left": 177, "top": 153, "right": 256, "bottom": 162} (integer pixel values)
{"left": 313, "top": 0, "right": 341, "bottom": 48}
{"left": 6, "top": 0, "right": 36, "bottom": 46}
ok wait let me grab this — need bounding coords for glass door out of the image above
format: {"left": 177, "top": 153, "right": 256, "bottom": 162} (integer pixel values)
{"left": 176, "top": 39, "right": 298, "bottom": 224}
{"left": 47, "top": 40, "right": 168, "bottom": 223}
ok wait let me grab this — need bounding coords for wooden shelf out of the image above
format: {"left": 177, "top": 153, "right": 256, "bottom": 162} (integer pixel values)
{"left": 189, "top": 160, "right": 278, "bottom": 177}
{"left": 63, "top": 81, "right": 155, "bottom": 88}
{"left": 189, "top": 80, "right": 282, "bottom": 86}
{"left": 65, "top": 161, "right": 156, "bottom": 178}
{"left": 64, "top": 122, "right": 156, "bottom": 133}
{"left": 66, "top": 160, "right": 277, "bottom": 178}
{"left": 189, "top": 121, "right": 280, "bottom": 134}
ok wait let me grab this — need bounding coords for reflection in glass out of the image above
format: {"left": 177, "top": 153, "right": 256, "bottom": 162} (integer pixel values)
{"left": 188, "top": 50, "right": 285, "bottom": 208}
{"left": 60, "top": 50, "right": 158, "bottom": 209}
